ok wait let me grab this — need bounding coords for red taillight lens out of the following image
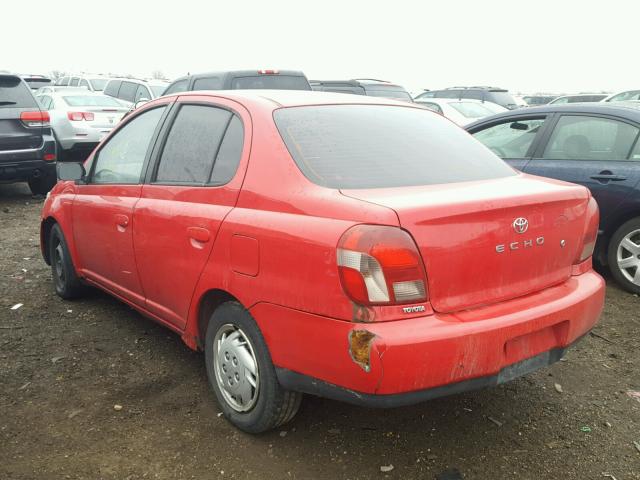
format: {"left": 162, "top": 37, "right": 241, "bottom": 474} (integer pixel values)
{"left": 67, "top": 112, "right": 94, "bottom": 121}
{"left": 576, "top": 196, "right": 599, "bottom": 264}
{"left": 20, "top": 111, "right": 50, "bottom": 127}
{"left": 43, "top": 153, "right": 56, "bottom": 161}
{"left": 258, "top": 69, "right": 279, "bottom": 74}
{"left": 337, "top": 225, "right": 428, "bottom": 306}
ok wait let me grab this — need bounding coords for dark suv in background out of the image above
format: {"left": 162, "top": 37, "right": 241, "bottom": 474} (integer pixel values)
{"left": 310, "top": 79, "right": 413, "bottom": 101}
{"left": 0, "top": 74, "right": 57, "bottom": 195}
{"left": 415, "top": 86, "right": 519, "bottom": 110}
{"left": 163, "top": 69, "right": 311, "bottom": 95}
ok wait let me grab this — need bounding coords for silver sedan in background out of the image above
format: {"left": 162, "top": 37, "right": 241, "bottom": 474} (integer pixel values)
{"left": 35, "top": 91, "right": 128, "bottom": 161}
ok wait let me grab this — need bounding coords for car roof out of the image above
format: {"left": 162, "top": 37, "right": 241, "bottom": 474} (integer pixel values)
{"left": 168, "top": 89, "right": 418, "bottom": 108}
{"left": 466, "top": 102, "right": 640, "bottom": 128}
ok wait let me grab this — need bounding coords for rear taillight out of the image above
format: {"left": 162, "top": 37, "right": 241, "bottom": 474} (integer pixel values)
{"left": 576, "top": 196, "right": 599, "bottom": 263}
{"left": 337, "top": 225, "right": 428, "bottom": 306}
{"left": 67, "top": 112, "right": 94, "bottom": 121}
{"left": 20, "top": 111, "right": 50, "bottom": 128}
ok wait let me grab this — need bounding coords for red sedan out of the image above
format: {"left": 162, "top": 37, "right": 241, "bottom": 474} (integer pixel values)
{"left": 41, "top": 91, "right": 605, "bottom": 433}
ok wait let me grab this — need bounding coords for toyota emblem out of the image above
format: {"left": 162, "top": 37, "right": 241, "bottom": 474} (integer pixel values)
{"left": 513, "top": 217, "right": 529, "bottom": 234}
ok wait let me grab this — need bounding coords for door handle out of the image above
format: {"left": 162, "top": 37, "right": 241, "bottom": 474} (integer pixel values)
{"left": 115, "top": 214, "right": 129, "bottom": 231}
{"left": 187, "top": 227, "right": 210, "bottom": 248}
{"left": 590, "top": 172, "right": 627, "bottom": 182}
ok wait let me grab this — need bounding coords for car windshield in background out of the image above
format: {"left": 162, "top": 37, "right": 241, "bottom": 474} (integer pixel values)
{"left": 489, "top": 91, "right": 517, "bottom": 106}
{"left": 231, "top": 75, "right": 310, "bottom": 90}
{"left": 365, "top": 89, "right": 412, "bottom": 101}
{"left": 449, "top": 102, "right": 495, "bottom": 118}
{"left": 274, "top": 105, "right": 515, "bottom": 189}
{"left": 0, "top": 76, "right": 38, "bottom": 108}
{"left": 63, "top": 95, "right": 123, "bottom": 107}
{"left": 150, "top": 85, "right": 167, "bottom": 97}
{"left": 90, "top": 79, "right": 108, "bottom": 91}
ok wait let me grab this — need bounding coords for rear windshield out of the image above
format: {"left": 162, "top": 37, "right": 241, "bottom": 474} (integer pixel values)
{"left": 90, "top": 79, "right": 108, "bottom": 91}
{"left": 23, "top": 78, "right": 51, "bottom": 90}
{"left": 365, "top": 88, "right": 412, "bottom": 101}
{"left": 0, "top": 76, "right": 38, "bottom": 108}
{"left": 274, "top": 105, "right": 515, "bottom": 189}
{"left": 63, "top": 95, "right": 123, "bottom": 107}
{"left": 231, "top": 75, "right": 311, "bottom": 90}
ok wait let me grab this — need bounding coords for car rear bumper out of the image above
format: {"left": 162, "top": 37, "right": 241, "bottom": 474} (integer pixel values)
{"left": 251, "top": 270, "right": 605, "bottom": 405}
{"left": 0, "top": 137, "right": 57, "bottom": 182}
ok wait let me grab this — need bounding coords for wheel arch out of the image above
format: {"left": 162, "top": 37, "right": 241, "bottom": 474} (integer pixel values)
{"left": 40, "top": 216, "right": 58, "bottom": 265}
{"left": 190, "top": 289, "right": 241, "bottom": 351}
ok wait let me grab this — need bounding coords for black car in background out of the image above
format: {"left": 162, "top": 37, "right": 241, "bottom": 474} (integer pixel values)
{"left": 416, "top": 86, "right": 519, "bottom": 110}
{"left": 0, "top": 74, "right": 57, "bottom": 195}
{"left": 310, "top": 79, "right": 413, "bottom": 101}
{"left": 163, "top": 69, "right": 311, "bottom": 95}
{"left": 466, "top": 103, "right": 640, "bottom": 294}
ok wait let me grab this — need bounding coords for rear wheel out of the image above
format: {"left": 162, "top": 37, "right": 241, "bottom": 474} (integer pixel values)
{"left": 204, "top": 302, "right": 302, "bottom": 433}
{"left": 49, "top": 224, "right": 85, "bottom": 299}
{"left": 607, "top": 218, "right": 640, "bottom": 294}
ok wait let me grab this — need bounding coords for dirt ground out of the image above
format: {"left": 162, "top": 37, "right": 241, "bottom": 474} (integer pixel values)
{"left": 1, "top": 182, "right": 638, "bottom": 480}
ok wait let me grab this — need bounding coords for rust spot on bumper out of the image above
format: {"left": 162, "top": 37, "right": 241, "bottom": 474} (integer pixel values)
{"left": 348, "top": 329, "right": 377, "bottom": 372}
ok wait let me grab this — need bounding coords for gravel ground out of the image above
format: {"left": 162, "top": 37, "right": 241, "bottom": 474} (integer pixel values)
{"left": 1, "top": 182, "right": 639, "bottom": 480}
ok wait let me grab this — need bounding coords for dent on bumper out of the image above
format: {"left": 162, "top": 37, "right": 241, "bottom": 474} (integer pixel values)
{"left": 252, "top": 270, "right": 605, "bottom": 401}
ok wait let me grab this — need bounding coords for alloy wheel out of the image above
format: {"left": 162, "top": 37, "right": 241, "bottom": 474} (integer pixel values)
{"left": 616, "top": 228, "right": 640, "bottom": 285}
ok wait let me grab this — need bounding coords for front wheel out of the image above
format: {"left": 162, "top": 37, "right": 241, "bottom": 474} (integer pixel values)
{"left": 607, "top": 218, "right": 640, "bottom": 294}
{"left": 204, "top": 302, "right": 302, "bottom": 433}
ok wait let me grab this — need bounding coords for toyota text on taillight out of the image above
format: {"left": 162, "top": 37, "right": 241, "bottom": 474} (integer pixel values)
{"left": 337, "top": 224, "right": 428, "bottom": 306}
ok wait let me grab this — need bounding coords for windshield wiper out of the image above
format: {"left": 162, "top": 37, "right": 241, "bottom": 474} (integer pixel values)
{"left": 0, "top": 101, "right": 17, "bottom": 105}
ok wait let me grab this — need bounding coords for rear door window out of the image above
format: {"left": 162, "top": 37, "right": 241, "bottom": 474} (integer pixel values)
{"left": 542, "top": 115, "right": 639, "bottom": 161}
{"left": 118, "top": 82, "right": 137, "bottom": 102}
{"left": 134, "top": 85, "right": 152, "bottom": 102}
{"left": 0, "top": 76, "right": 38, "bottom": 108}
{"left": 91, "top": 106, "right": 166, "bottom": 184}
{"left": 104, "top": 80, "right": 122, "bottom": 97}
{"left": 163, "top": 80, "right": 188, "bottom": 95}
{"left": 274, "top": 105, "right": 515, "bottom": 189}
{"left": 193, "top": 77, "right": 222, "bottom": 90}
{"left": 154, "top": 104, "right": 233, "bottom": 184}
{"left": 472, "top": 118, "right": 547, "bottom": 158}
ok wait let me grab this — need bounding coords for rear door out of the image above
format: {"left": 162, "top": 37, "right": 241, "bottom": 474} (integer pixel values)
{"left": 524, "top": 113, "right": 640, "bottom": 227}
{"left": 469, "top": 115, "right": 551, "bottom": 171}
{"left": 133, "top": 96, "right": 249, "bottom": 329}
{"left": 72, "top": 104, "right": 169, "bottom": 305}
{"left": 0, "top": 75, "right": 43, "bottom": 156}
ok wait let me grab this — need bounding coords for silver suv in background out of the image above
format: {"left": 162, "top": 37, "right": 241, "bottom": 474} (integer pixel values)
{"left": 55, "top": 74, "right": 112, "bottom": 92}
{"left": 103, "top": 78, "right": 170, "bottom": 107}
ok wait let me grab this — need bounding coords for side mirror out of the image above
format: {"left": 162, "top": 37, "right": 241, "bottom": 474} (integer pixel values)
{"left": 135, "top": 98, "right": 149, "bottom": 109}
{"left": 510, "top": 122, "right": 529, "bottom": 131}
{"left": 57, "top": 162, "right": 86, "bottom": 182}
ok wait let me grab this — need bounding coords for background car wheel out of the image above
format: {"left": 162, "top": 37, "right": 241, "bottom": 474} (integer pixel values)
{"left": 607, "top": 217, "right": 640, "bottom": 294}
{"left": 204, "top": 301, "right": 302, "bottom": 433}
{"left": 28, "top": 170, "right": 56, "bottom": 196}
{"left": 49, "top": 224, "right": 85, "bottom": 299}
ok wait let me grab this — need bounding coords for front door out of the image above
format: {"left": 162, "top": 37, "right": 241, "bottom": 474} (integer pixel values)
{"left": 72, "top": 105, "right": 168, "bottom": 305}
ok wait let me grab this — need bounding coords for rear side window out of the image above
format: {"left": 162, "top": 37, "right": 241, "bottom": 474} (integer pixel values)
{"left": 118, "top": 82, "right": 137, "bottom": 102}
{"left": 193, "top": 77, "right": 222, "bottom": 90}
{"left": 542, "top": 115, "right": 639, "bottom": 161}
{"left": 104, "top": 80, "right": 121, "bottom": 97}
{"left": 163, "top": 79, "right": 188, "bottom": 95}
{"left": 0, "top": 76, "right": 38, "bottom": 108}
{"left": 92, "top": 106, "right": 166, "bottom": 184}
{"left": 274, "top": 105, "right": 515, "bottom": 189}
{"left": 134, "top": 85, "right": 152, "bottom": 102}
{"left": 231, "top": 75, "right": 310, "bottom": 90}
{"left": 155, "top": 105, "right": 234, "bottom": 184}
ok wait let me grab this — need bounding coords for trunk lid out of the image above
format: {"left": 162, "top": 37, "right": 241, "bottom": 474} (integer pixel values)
{"left": 341, "top": 175, "right": 591, "bottom": 313}
{"left": 84, "top": 107, "right": 127, "bottom": 129}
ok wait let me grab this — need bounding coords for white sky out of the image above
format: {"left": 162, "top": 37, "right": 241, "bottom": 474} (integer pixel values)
{"left": 3, "top": 0, "right": 638, "bottom": 95}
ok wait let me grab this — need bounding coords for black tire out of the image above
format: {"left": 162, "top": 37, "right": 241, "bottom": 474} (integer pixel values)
{"left": 28, "top": 169, "right": 57, "bottom": 195}
{"left": 49, "top": 224, "right": 85, "bottom": 299}
{"left": 607, "top": 217, "right": 640, "bottom": 294}
{"left": 204, "top": 302, "right": 302, "bottom": 433}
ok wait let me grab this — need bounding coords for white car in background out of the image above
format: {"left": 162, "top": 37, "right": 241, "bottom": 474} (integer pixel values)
{"left": 103, "top": 78, "right": 170, "bottom": 107}
{"left": 55, "top": 74, "right": 113, "bottom": 92}
{"left": 602, "top": 89, "right": 640, "bottom": 102}
{"left": 414, "top": 98, "right": 507, "bottom": 126}
{"left": 35, "top": 91, "right": 129, "bottom": 160}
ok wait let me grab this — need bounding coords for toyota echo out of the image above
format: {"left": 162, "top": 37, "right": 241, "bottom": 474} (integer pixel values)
{"left": 40, "top": 91, "right": 605, "bottom": 433}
